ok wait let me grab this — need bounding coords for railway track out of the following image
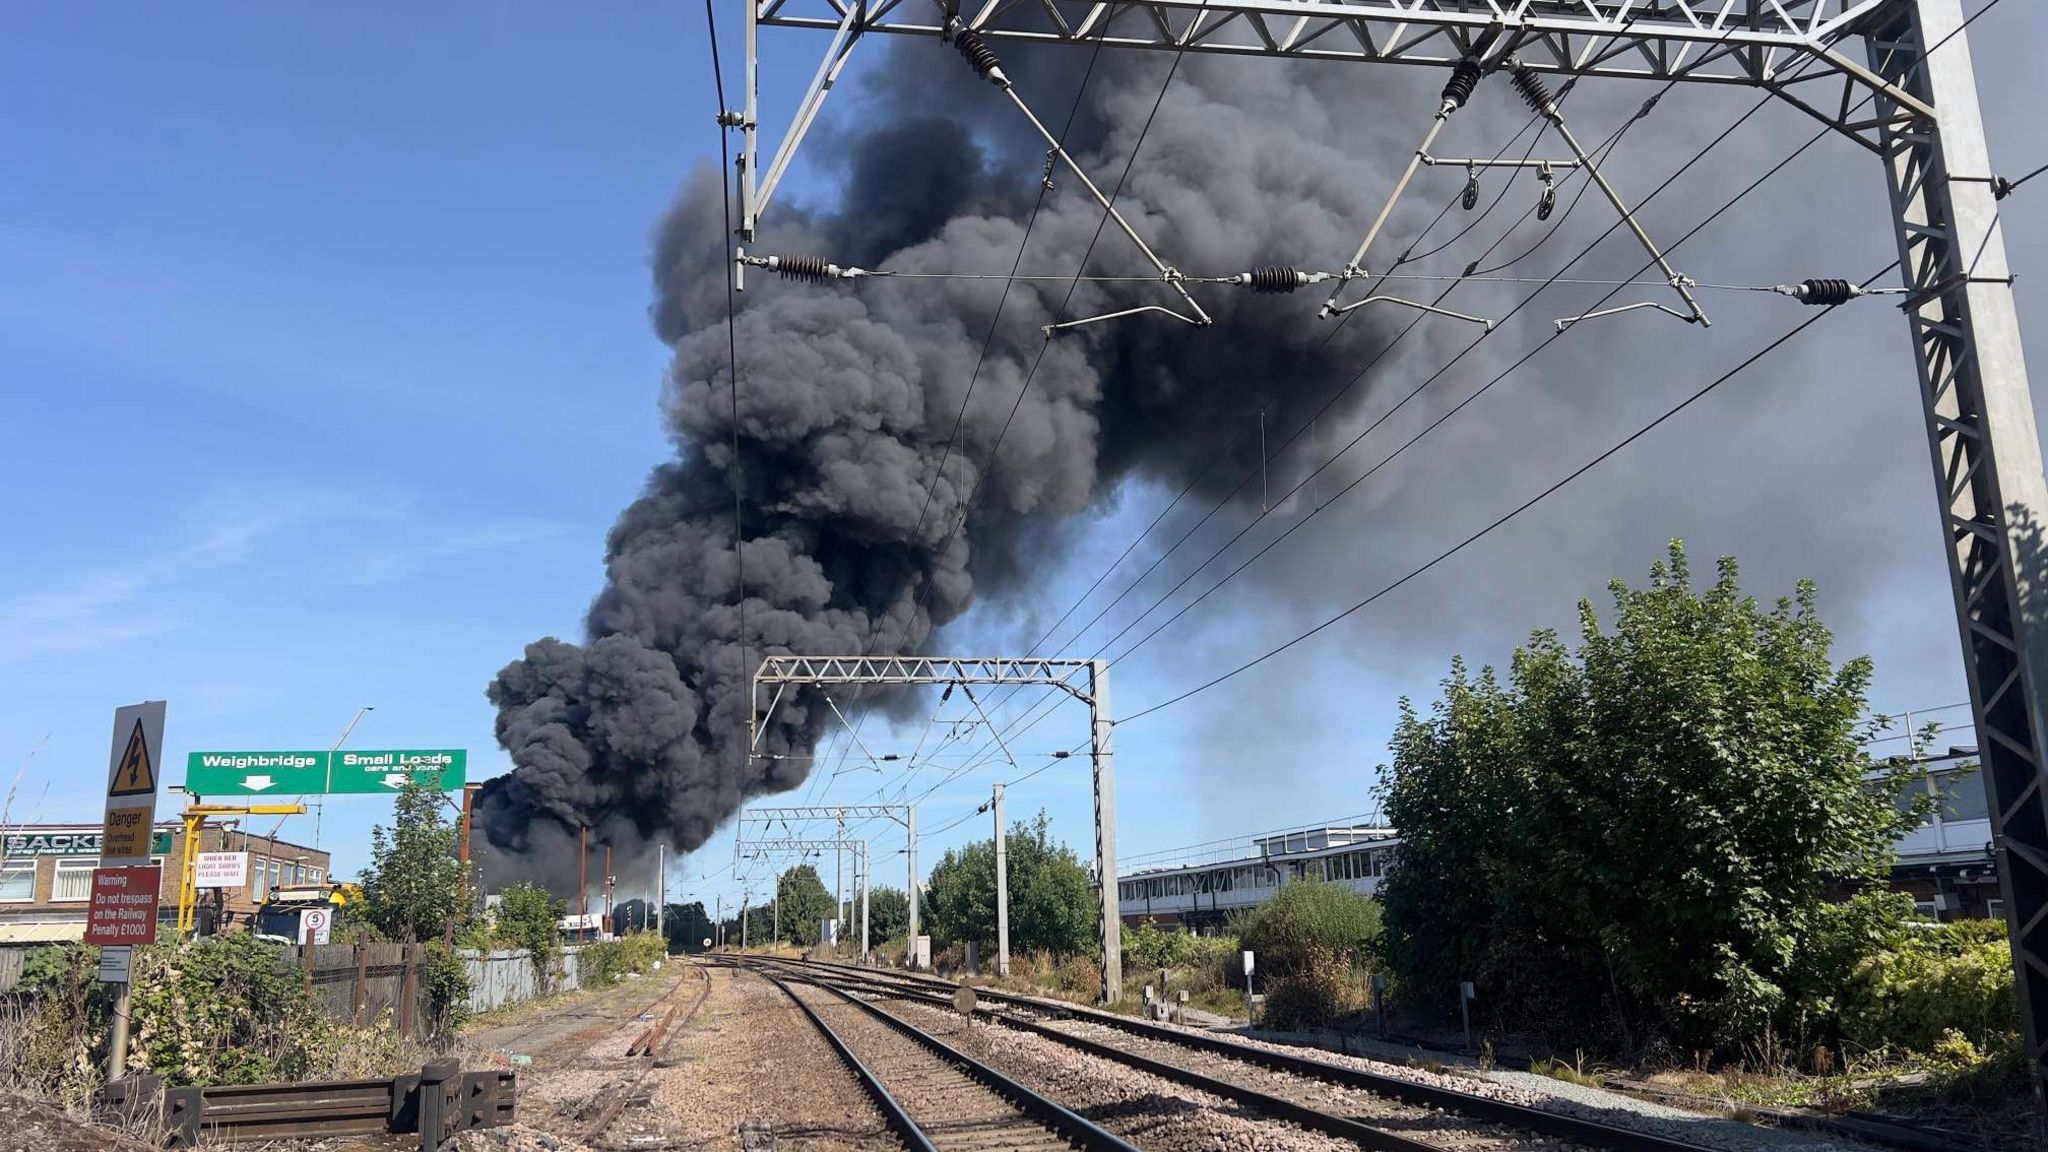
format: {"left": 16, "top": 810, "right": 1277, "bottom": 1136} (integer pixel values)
{"left": 761, "top": 968, "right": 1144, "bottom": 1152}
{"left": 740, "top": 955, "right": 1728, "bottom": 1152}
{"left": 578, "top": 959, "right": 715, "bottom": 1147}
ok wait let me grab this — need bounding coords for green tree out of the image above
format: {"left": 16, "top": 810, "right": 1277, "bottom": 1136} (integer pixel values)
{"left": 926, "top": 812, "right": 1094, "bottom": 955}
{"left": 664, "top": 901, "right": 712, "bottom": 952}
{"left": 862, "top": 885, "right": 911, "bottom": 943}
{"left": 776, "top": 864, "right": 836, "bottom": 946}
{"left": 358, "top": 780, "right": 469, "bottom": 943}
{"left": 493, "top": 881, "right": 565, "bottom": 975}
{"left": 1378, "top": 543, "right": 1917, "bottom": 1054}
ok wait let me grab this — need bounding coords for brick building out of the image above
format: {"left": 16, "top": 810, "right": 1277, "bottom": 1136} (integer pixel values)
{"left": 0, "top": 821, "right": 331, "bottom": 946}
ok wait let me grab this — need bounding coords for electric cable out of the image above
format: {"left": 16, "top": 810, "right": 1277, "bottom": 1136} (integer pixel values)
{"left": 795, "top": 16, "right": 1120, "bottom": 809}
{"left": 823, "top": 5, "right": 1208, "bottom": 832}
{"left": 1118, "top": 260, "right": 1897, "bottom": 726}
{"left": 957, "top": 86, "right": 1749, "bottom": 762}
{"left": 782, "top": 0, "right": 2010, "bottom": 845}
{"left": 706, "top": 0, "right": 750, "bottom": 730}
{"left": 971, "top": 0, "right": 2012, "bottom": 760}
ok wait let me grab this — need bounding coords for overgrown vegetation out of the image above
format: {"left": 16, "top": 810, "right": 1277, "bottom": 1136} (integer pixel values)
{"left": 492, "top": 880, "right": 566, "bottom": 981}
{"left": 0, "top": 935, "right": 428, "bottom": 1108}
{"left": 1376, "top": 543, "right": 2014, "bottom": 1075}
{"left": 1237, "top": 879, "right": 1382, "bottom": 979}
{"left": 576, "top": 930, "right": 669, "bottom": 988}
{"left": 926, "top": 812, "right": 1095, "bottom": 955}
{"left": 1123, "top": 921, "right": 1238, "bottom": 971}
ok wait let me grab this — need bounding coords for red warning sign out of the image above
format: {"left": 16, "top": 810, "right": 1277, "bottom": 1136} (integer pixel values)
{"left": 84, "top": 866, "right": 162, "bottom": 946}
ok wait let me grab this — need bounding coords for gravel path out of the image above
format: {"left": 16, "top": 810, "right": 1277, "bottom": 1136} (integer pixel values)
{"left": 1031, "top": 1013, "right": 1568, "bottom": 1152}
{"left": 1182, "top": 1025, "right": 1885, "bottom": 1152}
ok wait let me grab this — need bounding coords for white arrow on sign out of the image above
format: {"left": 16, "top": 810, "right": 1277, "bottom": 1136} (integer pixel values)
{"left": 242, "top": 775, "right": 275, "bottom": 791}
{"left": 380, "top": 773, "right": 409, "bottom": 789}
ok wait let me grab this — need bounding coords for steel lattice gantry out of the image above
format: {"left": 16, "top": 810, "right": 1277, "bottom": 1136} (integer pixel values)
{"left": 731, "top": 0, "right": 2048, "bottom": 1098}
{"left": 736, "top": 0, "right": 1938, "bottom": 237}
{"left": 735, "top": 832, "right": 877, "bottom": 954}
{"left": 741, "top": 804, "right": 914, "bottom": 954}
{"left": 751, "top": 656, "right": 1123, "bottom": 1002}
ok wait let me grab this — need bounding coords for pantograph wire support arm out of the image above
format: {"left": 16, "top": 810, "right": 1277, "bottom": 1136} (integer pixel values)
{"left": 945, "top": 18, "right": 1213, "bottom": 334}
{"left": 1318, "top": 43, "right": 1492, "bottom": 321}
{"left": 1503, "top": 61, "right": 1710, "bottom": 332}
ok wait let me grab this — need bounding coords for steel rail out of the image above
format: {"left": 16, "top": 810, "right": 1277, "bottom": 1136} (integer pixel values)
{"left": 762, "top": 970, "right": 943, "bottom": 1152}
{"left": 753, "top": 956, "right": 1727, "bottom": 1152}
{"left": 762, "top": 966, "right": 1146, "bottom": 1152}
{"left": 759, "top": 960, "right": 1446, "bottom": 1152}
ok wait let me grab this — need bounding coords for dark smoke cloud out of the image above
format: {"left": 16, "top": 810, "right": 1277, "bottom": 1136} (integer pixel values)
{"left": 472, "top": 39, "right": 1477, "bottom": 890}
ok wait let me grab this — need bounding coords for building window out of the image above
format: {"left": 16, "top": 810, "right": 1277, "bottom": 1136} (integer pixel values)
{"left": 252, "top": 857, "right": 270, "bottom": 900}
{"left": 1894, "top": 774, "right": 1934, "bottom": 825}
{"left": 1937, "top": 769, "right": 1990, "bottom": 822}
{"left": 0, "top": 862, "right": 32, "bottom": 903}
{"left": 310, "top": 867, "right": 323, "bottom": 884}
{"left": 52, "top": 858, "right": 99, "bottom": 902}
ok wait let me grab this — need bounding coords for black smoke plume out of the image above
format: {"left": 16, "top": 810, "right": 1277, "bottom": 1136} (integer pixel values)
{"left": 475, "top": 40, "right": 1500, "bottom": 891}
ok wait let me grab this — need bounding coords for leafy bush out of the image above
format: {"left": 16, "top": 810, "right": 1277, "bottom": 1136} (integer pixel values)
{"left": 493, "top": 881, "right": 566, "bottom": 982}
{"left": 1123, "top": 922, "right": 1238, "bottom": 972}
{"left": 1840, "top": 919, "right": 2017, "bottom": 1054}
{"left": 577, "top": 931, "right": 668, "bottom": 989}
{"left": 1237, "top": 880, "right": 1382, "bottom": 978}
{"left": 1262, "top": 945, "right": 1363, "bottom": 1031}
{"left": 128, "top": 934, "right": 334, "bottom": 1085}
{"left": 0, "top": 944, "right": 113, "bottom": 1109}
{"left": 419, "top": 941, "right": 473, "bottom": 1034}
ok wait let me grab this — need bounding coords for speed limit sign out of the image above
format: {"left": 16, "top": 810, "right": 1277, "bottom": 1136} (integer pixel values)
{"left": 299, "top": 907, "right": 332, "bottom": 945}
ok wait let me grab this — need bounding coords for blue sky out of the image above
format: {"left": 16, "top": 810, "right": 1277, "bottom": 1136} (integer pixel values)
{"left": 3, "top": 4, "right": 2044, "bottom": 918}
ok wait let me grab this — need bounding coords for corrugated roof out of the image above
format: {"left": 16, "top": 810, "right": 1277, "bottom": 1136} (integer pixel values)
{"left": 0, "top": 921, "right": 86, "bottom": 945}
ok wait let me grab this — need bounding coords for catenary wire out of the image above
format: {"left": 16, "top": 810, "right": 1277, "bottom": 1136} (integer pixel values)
{"left": 946, "top": 90, "right": 1679, "bottom": 760}
{"left": 796, "top": 18, "right": 1121, "bottom": 808}
{"left": 1116, "top": 260, "right": 1898, "bottom": 726}
{"left": 740, "top": 0, "right": 2009, "bottom": 878}
{"left": 941, "top": 3, "right": 2009, "bottom": 777}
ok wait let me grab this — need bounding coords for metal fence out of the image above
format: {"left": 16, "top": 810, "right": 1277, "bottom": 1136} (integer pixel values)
{"left": 460, "top": 948, "right": 583, "bottom": 1014}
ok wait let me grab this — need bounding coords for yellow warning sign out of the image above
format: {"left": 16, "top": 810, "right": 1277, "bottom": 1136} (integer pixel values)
{"left": 101, "top": 806, "right": 155, "bottom": 860}
{"left": 109, "top": 718, "right": 157, "bottom": 797}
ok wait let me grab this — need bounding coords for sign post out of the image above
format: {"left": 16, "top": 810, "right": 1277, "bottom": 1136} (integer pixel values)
{"left": 299, "top": 907, "right": 333, "bottom": 946}
{"left": 97, "top": 701, "right": 165, "bottom": 1081}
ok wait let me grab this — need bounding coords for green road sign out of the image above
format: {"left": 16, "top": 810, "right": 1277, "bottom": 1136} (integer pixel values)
{"left": 183, "top": 750, "right": 466, "bottom": 797}
{"left": 329, "top": 749, "right": 465, "bottom": 794}
{"left": 184, "top": 751, "right": 327, "bottom": 797}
